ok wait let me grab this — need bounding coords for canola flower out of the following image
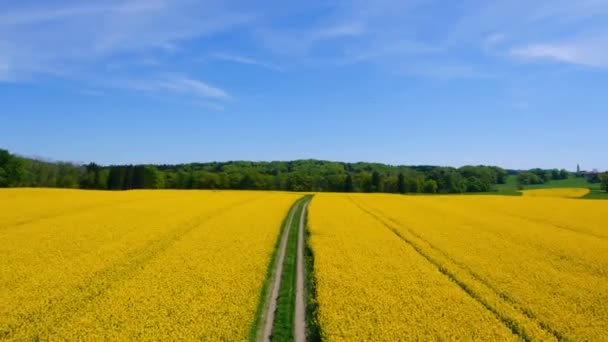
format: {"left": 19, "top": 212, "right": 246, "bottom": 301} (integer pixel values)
{"left": 308, "top": 193, "right": 518, "bottom": 341}
{"left": 521, "top": 187, "right": 590, "bottom": 198}
{"left": 352, "top": 193, "right": 608, "bottom": 341}
{"left": 0, "top": 189, "right": 299, "bottom": 340}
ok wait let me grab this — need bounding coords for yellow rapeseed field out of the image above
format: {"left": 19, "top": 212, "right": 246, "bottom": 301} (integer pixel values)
{"left": 308, "top": 193, "right": 519, "bottom": 341}
{"left": 0, "top": 188, "right": 299, "bottom": 340}
{"left": 3, "top": 188, "right": 605, "bottom": 340}
{"left": 521, "top": 187, "right": 590, "bottom": 198}
{"left": 309, "top": 193, "right": 608, "bottom": 341}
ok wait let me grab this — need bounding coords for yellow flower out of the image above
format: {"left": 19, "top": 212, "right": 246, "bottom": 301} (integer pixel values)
{"left": 0, "top": 189, "right": 299, "bottom": 340}
{"left": 521, "top": 187, "right": 590, "bottom": 198}
{"left": 309, "top": 192, "right": 608, "bottom": 341}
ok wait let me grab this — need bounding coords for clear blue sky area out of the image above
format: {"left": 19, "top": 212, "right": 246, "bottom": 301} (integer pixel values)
{"left": 1, "top": 1, "right": 606, "bottom": 170}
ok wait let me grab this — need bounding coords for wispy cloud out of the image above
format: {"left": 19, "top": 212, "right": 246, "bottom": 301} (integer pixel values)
{"left": 510, "top": 38, "right": 608, "bottom": 68}
{"left": 443, "top": 1, "right": 608, "bottom": 69}
{"left": 254, "top": 21, "right": 369, "bottom": 58}
{"left": 211, "top": 53, "right": 283, "bottom": 71}
{"left": 0, "top": 0, "right": 254, "bottom": 81}
{"left": 2, "top": 0, "right": 608, "bottom": 89}
{"left": 109, "top": 74, "right": 230, "bottom": 100}
{"left": 311, "top": 22, "right": 367, "bottom": 40}
{"left": 157, "top": 76, "right": 230, "bottom": 99}
{"left": 0, "top": 1, "right": 167, "bottom": 26}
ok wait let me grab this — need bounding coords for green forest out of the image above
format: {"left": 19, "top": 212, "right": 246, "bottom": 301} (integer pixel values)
{"left": 2, "top": 148, "right": 607, "bottom": 194}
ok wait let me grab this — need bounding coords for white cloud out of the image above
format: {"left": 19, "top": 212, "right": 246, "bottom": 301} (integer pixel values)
{"left": 311, "top": 22, "right": 367, "bottom": 40}
{"left": 211, "top": 53, "right": 283, "bottom": 71}
{"left": 0, "top": 0, "right": 254, "bottom": 80}
{"left": 0, "top": 1, "right": 167, "bottom": 26}
{"left": 2, "top": 0, "right": 608, "bottom": 88}
{"left": 255, "top": 21, "right": 368, "bottom": 58}
{"left": 510, "top": 39, "right": 608, "bottom": 68}
{"left": 109, "top": 74, "right": 230, "bottom": 100}
{"left": 444, "top": 1, "right": 608, "bottom": 69}
{"left": 157, "top": 76, "right": 229, "bottom": 99}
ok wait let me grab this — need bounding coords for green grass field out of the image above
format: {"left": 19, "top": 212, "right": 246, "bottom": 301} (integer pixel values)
{"left": 525, "top": 177, "right": 598, "bottom": 189}
{"left": 582, "top": 189, "right": 608, "bottom": 199}
{"left": 494, "top": 175, "right": 522, "bottom": 196}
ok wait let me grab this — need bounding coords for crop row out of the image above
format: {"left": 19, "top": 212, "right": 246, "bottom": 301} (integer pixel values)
{"left": 0, "top": 189, "right": 299, "bottom": 340}
{"left": 347, "top": 193, "right": 608, "bottom": 341}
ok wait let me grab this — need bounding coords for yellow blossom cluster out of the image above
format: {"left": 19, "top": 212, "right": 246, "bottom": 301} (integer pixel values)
{"left": 521, "top": 187, "right": 590, "bottom": 198}
{"left": 309, "top": 192, "right": 607, "bottom": 341}
{"left": 0, "top": 189, "right": 299, "bottom": 340}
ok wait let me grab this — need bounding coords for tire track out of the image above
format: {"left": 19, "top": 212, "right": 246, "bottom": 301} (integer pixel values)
{"left": 294, "top": 200, "right": 309, "bottom": 342}
{"left": 348, "top": 195, "right": 563, "bottom": 342}
{"left": 259, "top": 200, "right": 298, "bottom": 342}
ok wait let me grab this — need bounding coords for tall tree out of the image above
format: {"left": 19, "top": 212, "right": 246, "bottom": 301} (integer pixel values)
{"left": 423, "top": 179, "right": 438, "bottom": 194}
{"left": 354, "top": 172, "right": 373, "bottom": 192}
{"left": 600, "top": 173, "right": 608, "bottom": 192}
{"left": 0, "top": 149, "right": 25, "bottom": 187}
{"left": 397, "top": 173, "right": 406, "bottom": 194}
{"left": 371, "top": 171, "right": 382, "bottom": 192}
{"left": 344, "top": 174, "right": 354, "bottom": 192}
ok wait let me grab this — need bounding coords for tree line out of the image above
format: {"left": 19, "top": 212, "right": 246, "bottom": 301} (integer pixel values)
{"left": 601, "top": 173, "right": 608, "bottom": 193}
{"left": 1, "top": 148, "right": 518, "bottom": 194}
{"left": 7, "top": 148, "right": 607, "bottom": 193}
{"left": 516, "top": 168, "right": 569, "bottom": 186}
{"left": 516, "top": 166, "right": 608, "bottom": 193}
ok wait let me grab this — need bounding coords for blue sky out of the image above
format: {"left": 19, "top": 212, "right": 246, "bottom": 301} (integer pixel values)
{"left": 1, "top": 0, "right": 607, "bottom": 170}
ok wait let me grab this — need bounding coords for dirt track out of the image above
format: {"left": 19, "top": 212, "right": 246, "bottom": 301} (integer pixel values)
{"left": 260, "top": 204, "right": 296, "bottom": 342}
{"left": 259, "top": 198, "right": 310, "bottom": 342}
{"left": 294, "top": 201, "right": 309, "bottom": 342}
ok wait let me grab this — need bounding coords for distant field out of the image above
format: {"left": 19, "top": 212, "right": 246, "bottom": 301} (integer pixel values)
{"left": 521, "top": 188, "right": 590, "bottom": 198}
{"left": 309, "top": 193, "right": 608, "bottom": 341}
{"left": 525, "top": 176, "right": 599, "bottom": 189}
{"left": 495, "top": 175, "right": 608, "bottom": 199}
{"left": 494, "top": 174, "right": 521, "bottom": 196}
{"left": 584, "top": 189, "right": 608, "bottom": 199}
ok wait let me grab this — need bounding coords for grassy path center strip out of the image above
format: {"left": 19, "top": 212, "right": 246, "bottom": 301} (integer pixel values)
{"left": 294, "top": 199, "right": 309, "bottom": 342}
{"left": 250, "top": 196, "right": 304, "bottom": 341}
{"left": 271, "top": 197, "right": 305, "bottom": 341}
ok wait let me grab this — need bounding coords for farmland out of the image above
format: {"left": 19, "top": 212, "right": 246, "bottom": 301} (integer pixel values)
{"left": 308, "top": 193, "right": 608, "bottom": 341}
{"left": 1, "top": 188, "right": 607, "bottom": 341}
{"left": 520, "top": 188, "right": 591, "bottom": 198}
{"left": 496, "top": 174, "right": 608, "bottom": 199}
{"left": 0, "top": 189, "right": 300, "bottom": 340}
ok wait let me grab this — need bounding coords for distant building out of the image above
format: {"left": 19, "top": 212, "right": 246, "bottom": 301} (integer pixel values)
{"left": 579, "top": 169, "right": 600, "bottom": 182}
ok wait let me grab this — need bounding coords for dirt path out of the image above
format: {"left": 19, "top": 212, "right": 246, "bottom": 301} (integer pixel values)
{"left": 260, "top": 203, "right": 297, "bottom": 342}
{"left": 294, "top": 200, "right": 309, "bottom": 342}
